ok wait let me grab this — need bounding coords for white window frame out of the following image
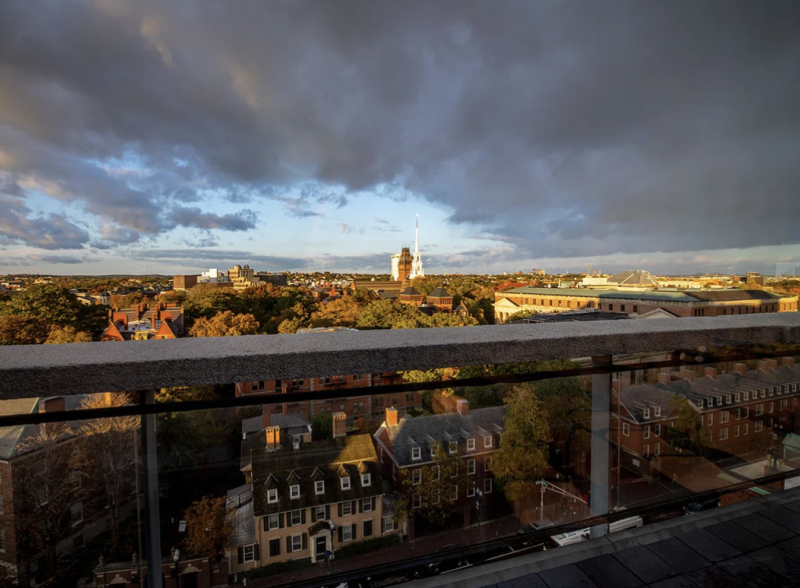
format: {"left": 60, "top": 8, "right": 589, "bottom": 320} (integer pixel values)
{"left": 655, "top": 423, "right": 661, "bottom": 436}
{"left": 433, "top": 465, "right": 440, "bottom": 480}
{"left": 735, "top": 425, "right": 740, "bottom": 438}
{"left": 342, "top": 501, "right": 353, "bottom": 516}
{"left": 290, "top": 510, "right": 302, "bottom": 526}
{"left": 644, "top": 425, "right": 650, "bottom": 439}
{"left": 744, "top": 423, "right": 749, "bottom": 435}
{"left": 430, "top": 445, "right": 437, "bottom": 458}
{"left": 342, "top": 525, "right": 354, "bottom": 542}
{"left": 484, "top": 478, "right": 493, "bottom": 493}
{"left": 467, "top": 438, "right": 476, "bottom": 451}
{"left": 643, "top": 408, "right": 650, "bottom": 419}
{"left": 485, "top": 457, "right": 492, "bottom": 472}
{"left": 383, "top": 516, "right": 395, "bottom": 533}
{"left": 744, "top": 391, "right": 749, "bottom": 401}
{"left": 268, "top": 488, "right": 278, "bottom": 504}
{"left": 243, "top": 544, "right": 256, "bottom": 562}
{"left": 315, "top": 481, "right": 325, "bottom": 495}
{"left": 761, "top": 389, "right": 766, "bottom": 399}
{"left": 315, "top": 505, "right": 326, "bottom": 520}
{"left": 707, "top": 413, "right": 714, "bottom": 426}
{"left": 655, "top": 442, "right": 661, "bottom": 456}
{"left": 644, "top": 444, "right": 650, "bottom": 458}
{"left": 412, "top": 469, "right": 422, "bottom": 485}
{"left": 781, "top": 400, "right": 788, "bottom": 410}
{"left": 362, "top": 473, "right": 371, "bottom": 487}
{"left": 450, "top": 485, "right": 458, "bottom": 500}
{"left": 412, "top": 447, "right": 421, "bottom": 461}
{"left": 755, "top": 421, "right": 763, "bottom": 433}
{"left": 361, "top": 498, "right": 373, "bottom": 512}
{"left": 449, "top": 441, "right": 458, "bottom": 455}
{"left": 291, "top": 534, "right": 302, "bottom": 552}
{"left": 484, "top": 435, "right": 493, "bottom": 448}
{"left": 654, "top": 406, "right": 661, "bottom": 417}
{"left": 769, "top": 388, "right": 774, "bottom": 397}
{"left": 290, "top": 484, "right": 300, "bottom": 499}
{"left": 726, "top": 395, "right": 732, "bottom": 404}
{"left": 468, "top": 459, "right": 476, "bottom": 475}
{"left": 735, "top": 393, "right": 741, "bottom": 402}
{"left": 412, "top": 494, "right": 421, "bottom": 509}
{"left": 623, "top": 422, "right": 630, "bottom": 437}
{"left": 769, "top": 402, "right": 774, "bottom": 414}
{"left": 720, "top": 411, "right": 729, "bottom": 424}
{"left": 756, "top": 404, "right": 763, "bottom": 416}
{"left": 268, "top": 514, "right": 279, "bottom": 530}
{"left": 341, "top": 477, "right": 351, "bottom": 490}
{"left": 467, "top": 487, "right": 476, "bottom": 497}
{"left": 719, "top": 428, "right": 728, "bottom": 441}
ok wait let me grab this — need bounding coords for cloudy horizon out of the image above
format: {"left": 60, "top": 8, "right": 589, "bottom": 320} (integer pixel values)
{"left": 1, "top": 1, "right": 799, "bottom": 276}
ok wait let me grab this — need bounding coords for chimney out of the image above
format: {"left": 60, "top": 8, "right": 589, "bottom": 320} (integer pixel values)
{"left": 262, "top": 405, "right": 272, "bottom": 430}
{"left": 733, "top": 363, "right": 748, "bottom": 376}
{"left": 112, "top": 312, "right": 128, "bottom": 327}
{"left": 332, "top": 412, "right": 347, "bottom": 438}
{"left": 766, "top": 359, "right": 778, "bottom": 371}
{"left": 40, "top": 397, "right": 66, "bottom": 414}
{"left": 151, "top": 314, "right": 157, "bottom": 330}
{"left": 756, "top": 360, "right": 769, "bottom": 372}
{"left": 265, "top": 425, "right": 280, "bottom": 450}
{"left": 782, "top": 357, "right": 795, "bottom": 368}
{"left": 385, "top": 407, "right": 399, "bottom": 427}
{"left": 680, "top": 367, "right": 696, "bottom": 382}
{"left": 704, "top": 367, "right": 718, "bottom": 380}
{"left": 456, "top": 399, "right": 469, "bottom": 416}
{"left": 658, "top": 372, "right": 672, "bottom": 385}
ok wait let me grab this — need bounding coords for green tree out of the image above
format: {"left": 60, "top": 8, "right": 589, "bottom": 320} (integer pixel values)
{"left": 183, "top": 285, "right": 244, "bottom": 324}
{"left": 189, "top": 311, "right": 260, "bottom": 337}
{"left": 312, "top": 412, "right": 333, "bottom": 441}
{"left": 0, "top": 315, "right": 50, "bottom": 345}
{"left": 668, "top": 393, "right": 712, "bottom": 454}
{"left": 182, "top": 495, "right": 233, "bottom": 561}
{"left": 392, "top": 442, "right": 475, "bottom": 525}
{"left": 493, "top": 387, "right": 551, "bottom": 502}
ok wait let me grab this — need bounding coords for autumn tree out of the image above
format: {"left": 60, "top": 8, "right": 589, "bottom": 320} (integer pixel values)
{"left": 493, "top": 387, "right": 551, "bottom": 503}
{"left": 392, "top": 442, "right": 475, "bottom": 526}
{"left": 0, "top": 315, "right": 50, "bottom": 345}
{"left": 44, "top": 325, "right": 93, "bottom": 344}
{"left": 78, "top": 393, "right": 140, "bottom": 555}
{"left": 182, "top": 495, "right": 233, "bottom": 561}
{"left": 189, "top": 311, "right": 259, "bottom": 337}
{"left": 0, "top": 284, "right": 107, "bottom": 339}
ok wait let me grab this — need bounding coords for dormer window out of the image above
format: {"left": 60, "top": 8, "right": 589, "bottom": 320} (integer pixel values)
{"left": 449, "top": 441, "right": 457, "bottom": 455}
{"left": 467, "top": 438, "right": 475, "bottom": 451}
{"left": 484, "top": 435, "right": 493, "bottom": 448}
{"left": 412, "top": 447, "right": 421, "bottom": 460}
{"left": 761, "top": 390, "right": 766, "bottom": 399}
{"left": 430, "top": 445, "right": 437, "bottom": 458}
{"left": 362, "top": 473, "right": 371, "bottom": 487}
{"left": 744, "top": 391, "right": 749, "bottom": 401}
{"left": 735, "top": 393, "right": 741, "bottom": 402}
{"left": 716, "top": 397, "right": 722, "bottom": 406}
{"left": 768, "top": 388, "right": 774, "bottom": 397}
{"left": 290, "top": 484, "right": 300, "bottom": 499}
{"left": 315, "top": 481, "right": 324, "bottom": 495}
{"left": 643, "top": 408, "right": 650, "bottom": 419}
{"left": 341, "top": 477, "right": 351, "bottom": 490}
{"left": 654, "top": 407, "right": 661, "bottom": 417}
{"left": 268, "top": 489, "right": 278, "bottom": 504}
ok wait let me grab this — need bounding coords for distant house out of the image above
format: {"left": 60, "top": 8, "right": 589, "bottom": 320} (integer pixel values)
{"left": 229, "top": 412, "right": 397, "bottom": 574}
{"left": 101, "top": 302, "right": 184, "bottom": 341}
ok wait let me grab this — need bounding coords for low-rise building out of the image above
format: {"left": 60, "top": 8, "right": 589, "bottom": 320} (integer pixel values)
{"left": 101, "top": 302, "right": 184, "bottom": 341}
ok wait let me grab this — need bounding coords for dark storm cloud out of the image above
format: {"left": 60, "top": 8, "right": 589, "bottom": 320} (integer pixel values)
{"left": 0, "top": 195, "right": 89, "bottom": 250}
{"left": 0, "top": 1, "right": 799, "bottom": 260}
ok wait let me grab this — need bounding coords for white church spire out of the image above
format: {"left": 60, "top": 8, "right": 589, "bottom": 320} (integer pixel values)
{"left": 409, "top": 214, "right": 425, "bottom": 279}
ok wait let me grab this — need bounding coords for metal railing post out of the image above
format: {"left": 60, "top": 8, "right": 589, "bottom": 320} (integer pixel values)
{"left": 141, "top": 390, "right": 163, "bottom": 588}
{"left": 590, "top": 355, "right": 612, "bottom": 538}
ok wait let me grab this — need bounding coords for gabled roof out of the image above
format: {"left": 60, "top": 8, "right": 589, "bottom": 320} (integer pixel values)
{"left": 428, "top": 287, "right": 452, "bottom": 298}
{"left": 399, "top": 287, "right": 422, "bottom": 296}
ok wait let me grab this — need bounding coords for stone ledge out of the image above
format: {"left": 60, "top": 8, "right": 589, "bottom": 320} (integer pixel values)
{"left": 0, "top": 314, "right": 798, "bottom": 398}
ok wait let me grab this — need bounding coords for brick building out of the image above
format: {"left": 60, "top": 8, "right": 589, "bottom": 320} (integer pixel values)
{"left": 235, "top": 372, "right": 420, "bottom": 427}
{"left": 397, "top": 287, "right": 424, "bottom": 307}
{"left": 93, "top": 553, "right": 227, "bottom": 588}
{"left": 172, "top": 275, "right": 198, "bottom": 291}
{"left": 229, "top": 413, "right": 396, "bottom": 574}
{"left": 613, "top": 358, "right": 800, "bottom": 479}
{"left": 390, "top": 247, "right": 414, "bottom": 282}
{"left": 373, "top": 403, "right": 505, "bottom": 536}
{"left": 101, "top": 302, "right": 184, "bottom": 341}
{"left": 494, "top": 287, "right": 797, "bottom": 323}
{"left": 426, "top": 287, "right": 454, "bottom": 312}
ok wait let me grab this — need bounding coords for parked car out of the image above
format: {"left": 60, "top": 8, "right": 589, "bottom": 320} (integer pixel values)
{"left": 518, "top": 519, "right": 556, "bottom": 534}
{"left": 683, "top": 497, "right": 721, "bottom": 515}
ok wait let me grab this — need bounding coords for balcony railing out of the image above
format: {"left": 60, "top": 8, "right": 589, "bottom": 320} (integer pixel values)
{"left": 0, "top": 313, "right": 798, "bottom": 588}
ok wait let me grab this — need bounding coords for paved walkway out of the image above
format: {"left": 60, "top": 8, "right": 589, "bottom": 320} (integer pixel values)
{"left": 253, "top": 516, "right": 520, "bottom": 587}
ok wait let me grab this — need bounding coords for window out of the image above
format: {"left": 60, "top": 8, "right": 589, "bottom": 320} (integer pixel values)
{"left": 450, "top": 485, "right": 458, "bottom": 500}
{"left": 70, "top": 501, "right": 83, "bottom": 526}
{"left": 290, "top": 484, "right": 300, "bottom": 499}
{"left": 268, "top": 489, "right": 278, "bottom": 504}
{"left": 609, "top": 304, "right": 614, "bottom": 311}
{"left": 467, "top": 438, "right": 475, "bottom": 451}
{"left": 484, "top": 478, "right": 493, "bottom": 493}
{"left": 720, "top": 411, "right": 729, "bottom": 424}
{"left": 363, "top": 519, "right": 373, "bottom": 537}
{"left": 362, "top": 473, "right": 371, "bottom": 487}
{"left": 290, "top": 510, "right": 302, "bottom": 526}
{"left": 361, "top": 498, "right": 373, "bottom": 512}
{"left": 315, "top": 481, "right": 325, "bottom": 495}
{"left": 468, "top": 487, "right": 476, "bottom": 497}
{"left": 449, "top": 441, "right": 458, "bottom": 455}
{"left": 412, "top": 447, "right": 421, "bottom": 461}
{"left": 484, "top": 435, "right": 493, "bottom": 448}
{"left": 433, "top": 465, "right": 440, "bottom": 480}
{"left": 769, "top": 402, "right": 774, "bottom": 414}
{"left": 268, "top": 514, "right": 279, "bottom": 530}
{"left": 291, "top": 534, "right": 302, "bottom": 551}
{"left": 341, "top": 477, "right": 351, "bottom": 490}
{"left": 354, "top": 374, "right": 363, "bottom": 381}
{"left": 412, "top": 469, "right": 422, "bottom": 485}
{"left": 654, "top": 407, "right": 661, "bottom": 417}
{"left": 383, "top": 516, "right": 395, "bottom": 533}
{"left": 253, "top": 381, "right": 266, "bottom": 391}
{"left": 269, "top": 538, "right": 281, "bottom": 557}
{"left": 468, "top": 459, "right": 476, "bottom": 475}
{"left": 485, "top": 457, "right": 492, "bottom": 472}
{"left": 755, "top": 421, "right": 763, "bottom": 433}
{"left": 342, "top": 501, "right": 353, "bottom": 516}
{"left": 719, "top": 428, "right": 728, "bottom": 441}
{"left": 761, "top": 390, "right": 766, "bottom": 399}
{"left": 620, "top": 305, "right": 626, "bottom": 312}
{"left": 744, "top": 391, "right": 749, "bottom": 401}
{"left": 315, "top": 506, "right": 326, "bottom": 520}
{"left": 643, "top": 425, "right": 650, "bottom": 439}
{"left": 756, "top": 404, "right": 763, "bottom": 416}
{"left": 744, "top": 423, "right": 749, "bottom": 435}
{"left": 735, "top": 425, "right": 740, "bottom": 437}
{"left": 655, "top": 443, "right": 661, "bottom": 456}
{"left": 633, "top": 305, "right": 638, "bottom": 313}
{"left": 769, "top": 388, "right": 774, "bottom": 397}
{"left": 405, "top": 392, "right": 416, "bottom": 403}
{"left": 707, "top": 413, "right": 714, "bottom": 426}
{"left": 412, "top": 494, "right": 421, "bottom": 509}
{"left": 623, "top": 422, "right": 630, "bottom": 437}
{"left": 736, "top": 408, "right": 741, "bottom": 420}
{"left": 643, "top": 408, "right": 650, "bottom": 420}
{"left": 735, "top": 393, "right": 741, "bottom": 402}
{"left": 781, "top": 400, "right": 788, "bottom": 410}
{"left": 716, "top": 397, "right": 722, "bottom": 407}
{"left": 655, "top": 424, "right": 661, "bottom": 436}
{"left": 243, "top": 544, "right": 255, "bottom": 562}
{"left": 644, "top": 444, "right": 650, "bottom": 457}
{"left": 744, "top": 407, "right": 749, "bottom": 418}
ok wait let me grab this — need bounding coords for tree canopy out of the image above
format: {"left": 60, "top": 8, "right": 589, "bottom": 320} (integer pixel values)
{"left": 189, "top": 311, "right": 260, "bottom": 337}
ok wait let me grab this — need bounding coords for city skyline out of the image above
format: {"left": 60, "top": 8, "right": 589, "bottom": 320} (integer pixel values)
{"left": 1, "top": 2, "right": 799, "bottom": 276}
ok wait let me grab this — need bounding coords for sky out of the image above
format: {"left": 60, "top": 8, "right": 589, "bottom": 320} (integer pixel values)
{"left": 1, "top": 1, "right": 799, "bottom": 276}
